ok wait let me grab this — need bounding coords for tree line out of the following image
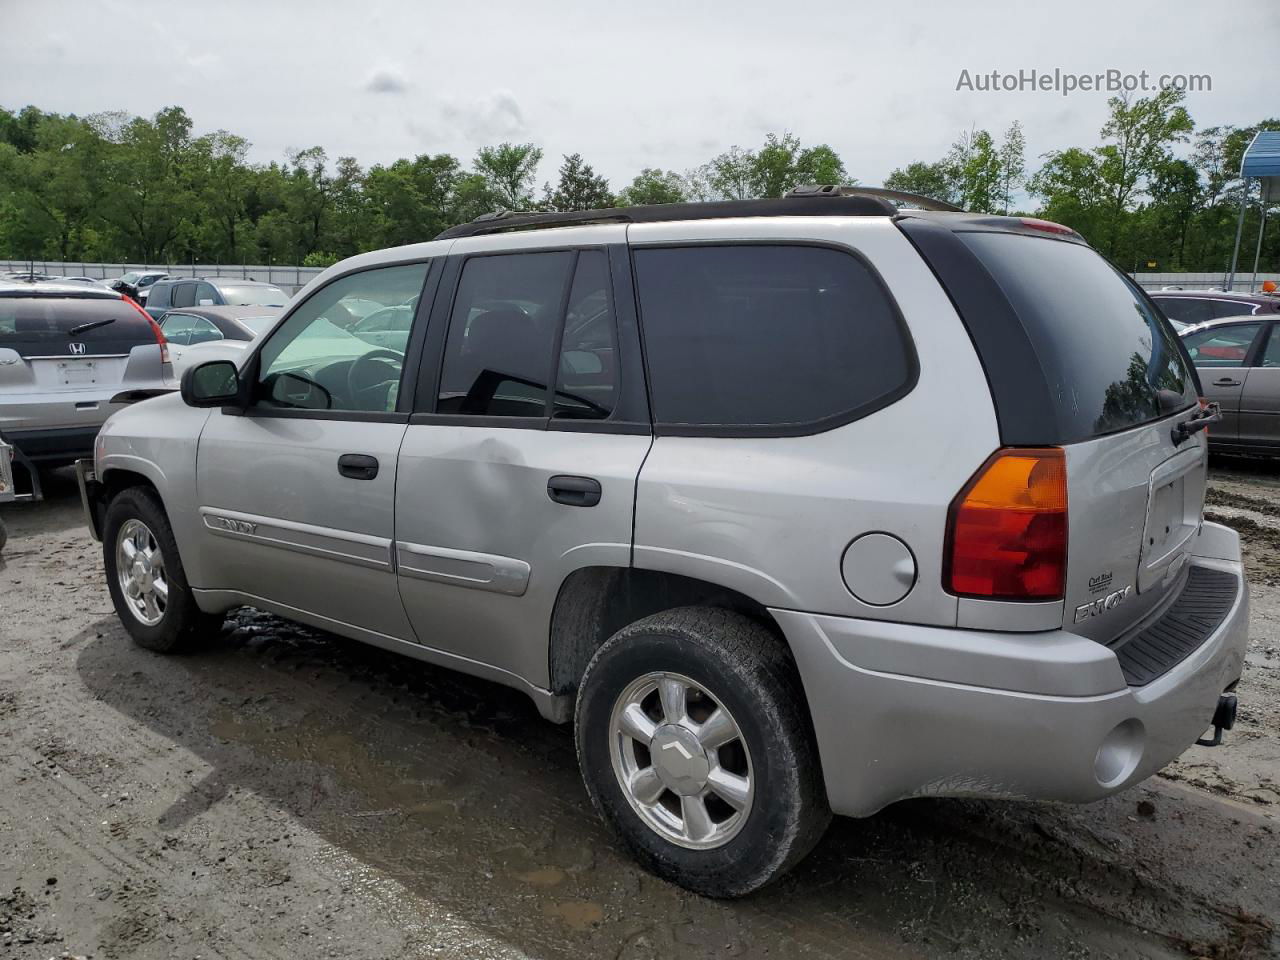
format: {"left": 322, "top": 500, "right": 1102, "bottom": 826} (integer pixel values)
{"left": 0, "top": 91, "right": 1275, "bottom": 273}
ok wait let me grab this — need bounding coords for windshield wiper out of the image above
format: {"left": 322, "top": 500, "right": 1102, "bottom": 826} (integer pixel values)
{"left": 67, "top": 318, "right": 116, "bottom": 336}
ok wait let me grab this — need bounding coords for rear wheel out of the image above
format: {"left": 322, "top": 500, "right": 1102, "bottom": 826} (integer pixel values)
{"left": 575, "top": 607, "right": 830, "bottom": 897}
{"left": 103, "top": 487, "right": 215, "bottom": 652}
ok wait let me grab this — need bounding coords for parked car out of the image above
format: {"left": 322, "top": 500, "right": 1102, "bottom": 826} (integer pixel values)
{"left": 0, "top": 281, "right": 172, "bottom": 465}
{"left": 109, "top": 270, "right": 170, "bottom": 302}
{"left": 159, "top": 305, "right": 282, "bottom": 373}
{"left": 1150, "top": 290, "right": 1280, "bottom": 331}
{"left": 77, "top": 193, "right": 1248, "bottom": 898}
{"left": 1180, "top": 316, "right": 1280, "bottom": 455}
{"left": 145, "top": 278, "right": 289, "bottom": 321}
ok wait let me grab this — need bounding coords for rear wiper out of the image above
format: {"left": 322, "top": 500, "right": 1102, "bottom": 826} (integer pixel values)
{"left": 67, "top": 318, "right": 116, "bottom": 336}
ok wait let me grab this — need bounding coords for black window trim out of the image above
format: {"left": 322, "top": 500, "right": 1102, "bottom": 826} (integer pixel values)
{"left": 409, "top": 243, "right": 649, "bottom": 433}
{"left": 225, "top": 256, "right": 439, "bottom": 425}
{"left": 627, "top": 238, "right": 920, "bottom": 439}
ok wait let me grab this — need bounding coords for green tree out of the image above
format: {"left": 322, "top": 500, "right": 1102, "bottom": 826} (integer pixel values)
{"left": 617, "top": 168, "right": 686, "bottom": 206}
{"left": 997, "top": 121, "right": 1026, "bottom": 214}
{"left": 883, "top": 161, "right": 955, "bottom": 204}
{"left": 543, "top": 153, "right": 613, "bottom": 211}
{"left": 191, "top": 131, "right": 251, "bottom": 262}
{"left": 101, "top": 106, "right": 196, "bottom": 262}
{"left": 947, "top": 128, "right": 1002, "bottom": 213}
{"left": 474, "top": 142, "right": 542, "bottom": 210}
{"left": 1095, "top": 89, "right": 1193, "bottom": 254}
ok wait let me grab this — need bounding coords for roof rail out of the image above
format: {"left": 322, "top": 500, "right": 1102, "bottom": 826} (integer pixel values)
{"left": 433, "top": 191, "right": 914, "bottom": 240}
{"left": 785, "top": 184, "right": 963, "bottom": 212}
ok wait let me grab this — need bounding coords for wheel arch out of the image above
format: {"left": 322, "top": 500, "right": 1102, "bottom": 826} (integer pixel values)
{"left": 547, "top": 566, "right": 803, "bottom": 702}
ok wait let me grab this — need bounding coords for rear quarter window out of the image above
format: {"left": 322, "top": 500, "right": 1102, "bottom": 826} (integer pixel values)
{"left": 632, "top": 245, "right": 915, "bottom": 432}
{"left": 958, "top": 233, "right": 1196, "bottom": 441}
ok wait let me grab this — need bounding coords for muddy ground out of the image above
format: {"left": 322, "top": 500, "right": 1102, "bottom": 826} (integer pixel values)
{"left": 1, "top": 460, "right": 1278, "bottom": 960}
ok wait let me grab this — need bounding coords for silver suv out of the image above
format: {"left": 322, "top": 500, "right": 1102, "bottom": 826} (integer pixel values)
{"left": 1, "top": 282, "right": 172, "bottom": 465}
{"left": 76, "top": 191, "right": 1250, "bottom": 897}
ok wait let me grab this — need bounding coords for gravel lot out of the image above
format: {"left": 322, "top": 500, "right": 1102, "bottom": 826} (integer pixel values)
{"left": 1, "top": 461, "right": 1278, "bottom": 960}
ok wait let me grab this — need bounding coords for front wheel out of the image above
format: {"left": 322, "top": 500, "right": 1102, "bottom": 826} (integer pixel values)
{"left": 575, "top": 607, "right": 830, "bottom": 897}
{"left": 103, "top": 487, "right": 214, "bottom": 652}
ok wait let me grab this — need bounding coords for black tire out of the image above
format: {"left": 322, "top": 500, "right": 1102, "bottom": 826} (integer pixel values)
{"left": 103, "top": 486, "right": 215, "bottom": 653}
{"left": 575, "top": 606, "right": 830, "bottom": 898}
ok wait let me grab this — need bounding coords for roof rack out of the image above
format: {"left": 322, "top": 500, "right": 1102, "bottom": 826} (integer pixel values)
{"left": 433, "top": 185, "right": 963, "bottom": 240}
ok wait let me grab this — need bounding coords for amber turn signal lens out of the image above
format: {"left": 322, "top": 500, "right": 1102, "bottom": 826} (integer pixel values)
{"left": 944, "top": 448, "right": 1067, "bottom": 601}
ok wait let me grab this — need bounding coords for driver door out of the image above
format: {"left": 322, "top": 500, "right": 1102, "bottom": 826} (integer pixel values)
{"left": 194, "top": 259, "right": 435, "bottom": 642}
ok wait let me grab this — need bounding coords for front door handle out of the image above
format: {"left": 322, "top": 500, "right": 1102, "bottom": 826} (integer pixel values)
{"left": 1213, "top": 377, "right": 1242, "bottom": 386}
{"left": 548, "top": 475, "right": 602, "bottom": 507}
{"left": 338, "top": 453, "right": 379, "bottom": 480}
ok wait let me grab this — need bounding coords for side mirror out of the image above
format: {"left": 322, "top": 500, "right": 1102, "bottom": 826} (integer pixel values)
{"left": 181, "top": 360, "right": 241, "bottom": 408}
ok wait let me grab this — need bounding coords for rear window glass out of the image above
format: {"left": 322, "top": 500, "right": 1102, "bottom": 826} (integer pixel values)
{"left": 960, "top": 233, "right": 1196, "bottom": 440}
{"left": 633, "top": 245, "right": 913, "bottom": 428}
{"left": 0, "top": 296, "right": 154, "bottom": 356}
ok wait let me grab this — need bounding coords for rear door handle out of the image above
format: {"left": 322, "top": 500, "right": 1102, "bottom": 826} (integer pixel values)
{"left": 338, "top": 453, "right": 379, "bottom": 480}
{"left": 1213, "top": 378, "right": 1242, "bottom": 386}
{"left": 547, "top": 475, "right": 601, "bottom": 507}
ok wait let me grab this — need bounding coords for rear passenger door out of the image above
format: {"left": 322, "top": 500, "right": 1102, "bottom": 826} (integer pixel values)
{"left": 1181, "top": 321, "right": 1265, "bottom": 441}
{"left": 394, "top": 228, "right": 651, "bottom": 690}
{"left": 1239, "top": 323, "right": 1280, "bottom": 450}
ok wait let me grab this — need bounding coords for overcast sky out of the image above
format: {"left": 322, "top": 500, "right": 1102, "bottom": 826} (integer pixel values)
{"left": 2, "top": 0, "right": 1274, "bottom": 192}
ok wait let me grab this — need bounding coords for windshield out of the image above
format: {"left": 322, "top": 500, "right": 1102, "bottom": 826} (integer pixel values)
{"left": 238, "top": 315, "right": 277, "bottom": 336}
{"left": 219, "top": 285, "right": 288, "bottom": 307}
{"left": 120, "top": 272, "right": 140, "bottom": 284}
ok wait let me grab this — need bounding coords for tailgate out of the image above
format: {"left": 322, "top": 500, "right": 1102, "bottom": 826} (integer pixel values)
{"left": 1063, "top": 419, "right": 1207, "bottom": 642}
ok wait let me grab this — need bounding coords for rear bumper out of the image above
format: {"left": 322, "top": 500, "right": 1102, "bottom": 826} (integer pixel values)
{"left": 774, "top": 522, "right": 1250, "bottom": 817}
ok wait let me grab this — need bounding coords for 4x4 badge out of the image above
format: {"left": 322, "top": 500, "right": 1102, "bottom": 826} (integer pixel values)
{"left": 1074, "top": 585, "right": 1132, "bottom": 623}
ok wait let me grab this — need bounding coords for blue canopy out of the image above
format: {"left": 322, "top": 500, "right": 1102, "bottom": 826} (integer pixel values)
{"left": 1241, "top": 130, "right": 1280, "bottom": 179}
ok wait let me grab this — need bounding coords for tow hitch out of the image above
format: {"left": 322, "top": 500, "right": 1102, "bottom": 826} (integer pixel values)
{"left": 1196, "top": 693, "right": 1238, "bottom": 747}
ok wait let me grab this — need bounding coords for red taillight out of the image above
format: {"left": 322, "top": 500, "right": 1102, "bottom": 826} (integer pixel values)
{"left": 123, "top": 296, "right": 170, "bottom": 364}
{"left": 1019, "top": 217, "right": 1078, "bottom": 237}
{"left": 944, "top": 448, "right": 1068, "bottom": 601}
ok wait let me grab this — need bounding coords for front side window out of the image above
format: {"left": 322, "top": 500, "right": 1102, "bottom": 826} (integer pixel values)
{"left": 256, "top": 262, "right": 429, "bottom": 413}
{"left": 1181, "top": 322, "right": 1263, "bottom": 368}
{"left": 633, "top": 245, "right": 912, "bottom": 428}
{"left": 195, "top": 282, "right": 218, "bottom": 305}
{"left": 171, "top": 282, "right": 197, "bottom": 308}
{"left": 187, "top": 316, "right": 223, "bottom": 345}
{"left": 160, "top": 313, "right": 195, "bottom": 345}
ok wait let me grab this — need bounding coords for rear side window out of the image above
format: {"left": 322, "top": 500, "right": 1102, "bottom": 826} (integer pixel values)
{"left": 633, "top": 245, "right": 913, "bottom": 429}
{"left": 959, "top": 233, "right": 1196, "bottom": 440}
{"left": 0, "top": 296, "right": 155, "bottom": 356}
{"left": 435, "top": 250, "right": 621, "bottom": 421}
{"left": 1212, "top": 300, "right": 1257, "bottom": 319}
